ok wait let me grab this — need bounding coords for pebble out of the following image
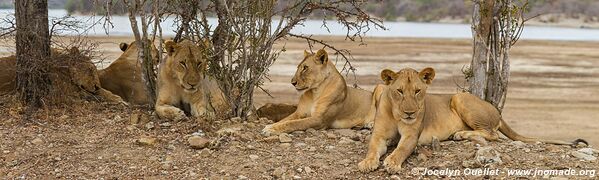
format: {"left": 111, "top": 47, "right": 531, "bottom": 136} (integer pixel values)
{"left": 523, "top": 148, "right": 531, "bottom": 152}
{"left": 136, "top": 136, "right": 157, "bottom": 146}
{"left": 262, "top": 136, "right": 279, "bottom": 143}
{"left": 272, "top": 167, "right": 285, "bottom": 178}
{"left": 159, "top": 122, "right": 172, "bottom": 127}
{"left": 217, "top": 126, "right": 242, "bottom": 136}
{"left": 431, "top": 136, "right": 440, "bottom": 151}
{"left": 188, "top": 136, "right": 210, "bottom": 149}
{"left": 390, "top": 175, "right": 401, "bottom": 180}
{"left": 145, "top": 122, "right": 155, "bottom": 130}
{"left": 31, "top": 137, "right": 44, "bottom": 145}
{"left": 279, "top": 143, "right": 291, "bottom": 148}
{"left": 417, "top": 153, "right": 428, "bottom": 162}
{"left": 304, "top": 167, "right": 313, "bottom": 174}
{"left": 334, "top": 129, "right": 356, "bottom": 138}
{"left": 571, "top": 151, "right": 597, "bottom": 161}
{"left": 230, "top": 117, "right": 242, "bottom": 122}
{"left": 577, "top": 148, "right": 597, "bottom": 155}
{"left": 293, "top": 175, "right": 301, "bottom": 179}
{"left": 510, "top": 141, "right": 527, "bottom": 148}
{"left": 306, "top": 128, "right": 318, "bottom": 135}
{"left": 238, "top": 175, "right": 248, "bottom": 180}
{"left": 475, "top": 146, "right": 502, "bottom": 164}
{"left": 129, "top": 113, "right": 139, "bottom": 124}
{"left": 338, "top": 137, "right": 354, "bottom": 144}
{"left": 249, "top": 155, "right": 259, "bottom": 160}
{"left": 279, "top": 133, "right": 293, "bottom": 143}
{"left": 2, "top": 150, "right": 9, "bottom": 154}
{"left": 294, "top": 143, "right": 307, "bottom": 147}
{"left": 325, "top": 132, "right": 337, "bottom": 139}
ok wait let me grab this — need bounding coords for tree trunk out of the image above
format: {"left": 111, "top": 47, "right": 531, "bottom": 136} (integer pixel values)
{"left": 469, "top": 0, "right": 495, "bottom": 100}
{"left": 15, "top": 0, "right": 51, "bottom": 108}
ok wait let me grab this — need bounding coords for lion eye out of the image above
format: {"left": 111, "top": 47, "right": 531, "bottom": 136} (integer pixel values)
{"left": 415, "top": 89, "right": 421, "bottom": 94}
{"left": 179, "top": 61, "right": 186, "bottom": 68}
{"left": 303, "top": 65, "right": 308, "bottom": 71}
{"left": 397, "top": 89, "right": 403, "bottom": 95}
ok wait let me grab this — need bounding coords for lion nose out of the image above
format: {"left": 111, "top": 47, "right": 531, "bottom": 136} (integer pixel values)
{"left": 404, "top": 111, "right": 415, "bottom": 116}
{"left": 291, "top": 81, "right": 297, "bottom": 86}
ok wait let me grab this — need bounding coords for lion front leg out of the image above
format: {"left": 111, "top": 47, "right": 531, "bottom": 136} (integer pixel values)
{"left": 190, "top": 99, "right": 214, "bottom": 118}
{"left": 359, "top": 117, "right": 398, "bottom": 172}
{"left": 97, "top": 88, "right": 128, "bottom": 106}
{"left": 262, "top": 116, "right": 325, "bottom": 136}
{"left": 382, "top": 133, "right": 418, "bottom": 174}
{"left": 155, "top": 94, "right": 185, "bottom": 121}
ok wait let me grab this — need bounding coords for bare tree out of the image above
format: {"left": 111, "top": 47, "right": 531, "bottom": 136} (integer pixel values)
{"left": 468, "top": 0, "right": 529, "bottom": 112}
{"left": 14, "top": 0, "right": 51, "bottom": 108}
{"left": 97, "top": 0, "right": 384, "bottom": 119}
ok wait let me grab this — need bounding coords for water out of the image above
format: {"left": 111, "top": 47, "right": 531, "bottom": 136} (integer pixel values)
{"left": 2, "top": 9, "right": 599, "bottom": 41}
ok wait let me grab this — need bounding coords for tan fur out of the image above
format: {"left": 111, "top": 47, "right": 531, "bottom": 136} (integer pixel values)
{"left": 256, "top": 103, "right": 297, "bottom": 122}
{"left": 261, "top": 49, "right": 376, "bottom": 135}
{"left": 98, "top": 41, "right": 159, "bottom": 105}
{"left": 155, "top": 40, "right": 228, "bottom": 121}
{"left": 358, "top": 67, "right": 585, "bottom": 174}
{"left": 0, "top": 49, "right": 125, "bottom": 104}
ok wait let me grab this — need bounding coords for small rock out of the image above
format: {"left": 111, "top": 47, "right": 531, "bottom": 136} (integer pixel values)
{"left": 334, "top": 129, "right": 356, "bottom": 138}
{"left": 167, "top": 144, "right": 176, "bottom": 150}
{"left": 545, "top": 145, "right": 561, "bottom": 153}
{"left": 136, "top": 136, "right": 157, "bottom": 146}
{"left": 475, "top": 146, "right": 502, "bottom": 164}
{"left": 249, "top": 155, "right": 259, "bottom": 160}
{"left": 188, "top": 136, "right": 210, "bottom": 149}
{"left": 279, "top": 133, "right": 293, "bottom": 143}
{"left": 304, "top": 167, "right": 313, "bottom": 174}
{"left": 571, "top": 151, "right": 597, "bottom": 161}
{"left": 523, "top": 148, "right": 531, "bottom": 152}
{"left": 293, "top": 175, "right": 301, "bottom": 179}
{"left": 272, "top": 167, "right": 285, "bottom": 178}
{"left": 510, "top": 141, "right": 527, "bottom": 148}
{"left": 2, "top": 150, "right": 9, "bottom": 154}
{"left": 390, "top": 175, "right": 401, "bottom": 180}
{"left": 431, "top": 136, "right": 440, "bottom": 151}
{"left": 326, "top": 132, "right": 337, "bottom": 139}
{"left": 417, "top": 153, "right": 428, "bottom": 162}
{"left": 31, "top": 138, "right": 44, "bottom": 145}
{"left": 306, "top": 128, "right": 317, "bottom": 135}
{"left": 325, "top": 145, "right": 335, "bottom": 150}
{"left": 294, "top": 143, "right": 307, "bottom": 147}
{"left": 145, "top": 122, "right": 155, "bottom": 130}
{"left": 129, "top": 113, "right": 140, "bottom": 124}
{"left": 159, "top": 122, "right": 172, "bottom": 127}
{"left": 192, "top": 130, "right": 205, "bottom": 137}
{"left": 262, "top": 136, "right": 279, "bottom": 143}
{"left": 296, "top": 168, "right": 303, "bottom": 173}
{"left": 308, "top": 147, "right": 317, "bottom": 151}
{"left": 577, "top": 148, "right": 597, "bottom": 155}
{"left": 338, "top": 137, "right": 354, "bottom": 144}
{"left": 231, "top": 117, "right": 243, "bottom": 122}
{"left": 238, "top": 175, "right": 248, "bottom": 180}
{"left": 279, "top": 143, "right": 291, "bottom": 148}
{"left": 217, "top": 126, "right": 242, "bottom": 136}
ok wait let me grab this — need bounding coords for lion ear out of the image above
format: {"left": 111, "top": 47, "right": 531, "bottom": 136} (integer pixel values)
{"left": 119, "top": 42, "right": 129, "bottom": 52}
{"left": 164, "top": 40, "right": 178, "bottom": 56}
{"left": 315, "top": 49, "right": 328, "bottom": 64}
{"left": 303, "top": 50, "right": 310, "bottom": 57}
{"left": 419, "top": 67, "right": 435, "bottom": 85}
{"left": 380, "top": 69, "right": 397, "bottom": 85}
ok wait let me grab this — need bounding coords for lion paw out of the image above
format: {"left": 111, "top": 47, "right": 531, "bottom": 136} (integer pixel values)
{"left": 452, "top": 131, "right": 467, "bottom": 141}
{"left": 358, "top": 158, "right": 379, "bottom": 172}
{"left": 383, "top": 156, "right": 402, "bottom": 174}
{"left": 261, "top": 124, "right": 281, "bottom": 136}
{"left": 158, "top": 107, "right": 186, "bottom": 121}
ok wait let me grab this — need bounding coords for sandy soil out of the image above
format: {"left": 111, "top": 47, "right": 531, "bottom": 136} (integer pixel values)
{"left": 1, "top": 36, "right": 598, "bottom": 178}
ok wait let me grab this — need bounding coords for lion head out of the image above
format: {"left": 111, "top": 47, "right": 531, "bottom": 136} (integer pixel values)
{"left": 164, "top": 40, "right": 208, "bottom": 93}
{"left": 57, "top": 47, "right": 103, "bottom": 95}
{"left": 380, "top": 67, "right": 435, "bottom": 124}
{"left": 291, "top": 49, "right": 331, "bottom": 92}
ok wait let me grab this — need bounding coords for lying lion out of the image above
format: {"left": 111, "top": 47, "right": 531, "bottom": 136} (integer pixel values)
{"left": 262, "top": 49, "right": 377, "bottom": 135}
{"left": 359, "top": 67, "right": 586, "bottom": 174}
{"left": 98, "top": 41, "right": 159, "bottom": 105}
{"left": 155, "top": 40, "right": 228, "bottom": 121}
{"left": 0, "top": 48, "right": 125, "bottom": 104}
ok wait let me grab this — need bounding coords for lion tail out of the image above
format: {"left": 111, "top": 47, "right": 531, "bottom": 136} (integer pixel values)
{"left": 498, "top": 118, "right": 587, "bottom": 146}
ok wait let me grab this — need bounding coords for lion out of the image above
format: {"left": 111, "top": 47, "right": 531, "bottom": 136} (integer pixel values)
{"left": 0, "top": 48, "right": 126, "bottom": 104}
{"left": 98, "top": 41, "right": 159, "bottom": 105}
{"left": 154, "top": 40, "right": 228, "bottom": 121}
{"left": 261, "top": 49, "right": 377, "bottom": 135}
{"left": 358, "top": 67, "right": 586, "bottom": 174}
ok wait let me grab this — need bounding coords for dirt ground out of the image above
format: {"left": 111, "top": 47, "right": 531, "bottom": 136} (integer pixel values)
{"left": 1, "top": 36, "right": 598, "bottom": 178}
